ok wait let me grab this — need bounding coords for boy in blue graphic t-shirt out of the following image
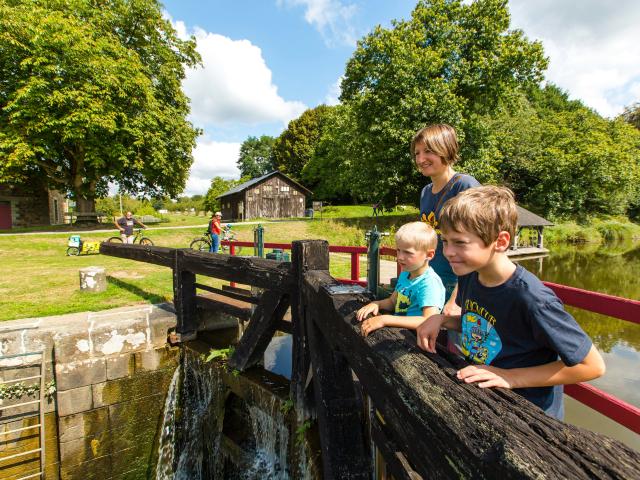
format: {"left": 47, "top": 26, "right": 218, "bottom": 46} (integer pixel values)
{"left": 416, "top": 186, "right": 605, "bottom": 419}
{"left": 356, "top": 222, "right": 445, "bottom": 336}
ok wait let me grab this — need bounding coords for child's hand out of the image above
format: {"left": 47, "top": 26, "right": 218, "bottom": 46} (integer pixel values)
{"left": 416, "top": 315, "right": 445, "bottom": 353}
{"left": 361, "top": 316, "right": 386, "bottom": 337}
{"left": 442, "top": 299, "right": 461, "bottom": 316}
{"left": 456, "top": 365, "right": 513, "bottom": 389}
{"left": 356, "top": 302, "right": 379, "bottom": 322}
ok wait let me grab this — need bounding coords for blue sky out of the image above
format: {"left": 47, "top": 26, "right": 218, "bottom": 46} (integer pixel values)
{"left": 160, "top": 1, "right": 640, "bottom": 195}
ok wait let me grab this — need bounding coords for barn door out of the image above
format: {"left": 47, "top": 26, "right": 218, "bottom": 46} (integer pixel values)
{"left": 263, "top": 197, "right": 276, "bottom": 218}
{"left": 0, "top": 202, "right": 12, "bottom": 229}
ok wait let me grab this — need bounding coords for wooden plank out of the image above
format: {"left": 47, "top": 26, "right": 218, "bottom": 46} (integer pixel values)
{"left": 195, "top": 283, "right": 261, "bottom": 304}
{"left": 370, "top": 414, "right": 422, "bottom": 480}
{"left": 303, "top": 269, "right": 640, "bottom": 480}
{"left": 278, "top": 319, "right": 292, "bottom": 334}
{"left": 290, "top": 240, "right": 329, "bottom": 419}
{"left": 181, "top": 250, "right": 295, "bottom": 292}
{"left": 306, "top": 310, "right": 371, "bottom": 480}
{"left": 195, "top": 295, "right": 252, "bottom": 321}
{"left": 174, "top": 249, "right": 197, "bottom": 334}
{"left": 228, "top": 293, "right": 290, "bottom": 371}
{"left": 100, "top": 242, "right": 174, "bottom": 267}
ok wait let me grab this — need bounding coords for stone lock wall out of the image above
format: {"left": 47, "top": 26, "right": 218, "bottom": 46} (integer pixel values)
{"left": 0, "top": 304, "right": 178, "bottom": 479}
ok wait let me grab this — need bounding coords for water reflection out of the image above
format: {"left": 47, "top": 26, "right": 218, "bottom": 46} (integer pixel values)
{"left": 263, "top": 334, "right": 292, "bottom": 380}
{"left": 519, "top": 242, "right": 640, "bottom": 449}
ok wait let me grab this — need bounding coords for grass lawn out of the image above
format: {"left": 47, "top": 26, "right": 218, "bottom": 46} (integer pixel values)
{"left": 1, "top": 214, "right": 413, "bottom": 322}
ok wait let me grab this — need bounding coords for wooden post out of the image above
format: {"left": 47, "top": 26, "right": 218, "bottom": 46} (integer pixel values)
{"left": 290, "top": 240, "right": 329, "bottom": 419}
{"left": 307, "top": 310, "right": 372, "bottom": 479}
{"left": 228, "top": 292, "right": 290, "bottom": 371}
{"left": 350, "top": 252, "right": 360, "bottom": 282}
{"left": 537, "top": 226, "right": 544, "bottom": 249}
{"left": 173, "top": 248, "right": 197, "bottom": 340}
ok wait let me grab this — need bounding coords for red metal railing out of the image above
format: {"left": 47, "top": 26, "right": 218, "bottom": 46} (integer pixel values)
{"left": 222, "top": 239, "right": 640, "bottom": 434}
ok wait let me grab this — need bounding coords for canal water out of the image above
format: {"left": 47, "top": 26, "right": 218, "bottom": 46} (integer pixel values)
{"left": 519, "top": 240, "right": 640, "bottom": 450}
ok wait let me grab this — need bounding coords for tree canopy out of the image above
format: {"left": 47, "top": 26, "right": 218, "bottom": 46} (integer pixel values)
{"left": 337, "top": 0, "right": 547, "bottom": 206}
{"left": 204, "top": 176, "right": 240, "bottom": 213}
{"left": 274, "top": 0, "right": 639, "bottom": 220}
{"left": 237, "top": 136, "right": 276, "bottom": 179}
{"left": 273, "top": 105, "right": 334, "bottom": 180}
{"left": 0, "top": 0, "right": 201, "bottom": 217}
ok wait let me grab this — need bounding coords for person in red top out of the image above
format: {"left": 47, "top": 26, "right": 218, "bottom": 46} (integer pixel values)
{"left": 208, "top": 211, "right": 223, "bottom": 253}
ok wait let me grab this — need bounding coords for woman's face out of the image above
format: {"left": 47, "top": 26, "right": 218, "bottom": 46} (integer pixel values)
{"left": 414, "top": 141, "right": 447, "bottom": 178}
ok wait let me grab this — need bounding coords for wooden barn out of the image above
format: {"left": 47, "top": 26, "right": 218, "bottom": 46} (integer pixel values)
{"left": 218, "top": 171, "right": 312, "bottom": 221}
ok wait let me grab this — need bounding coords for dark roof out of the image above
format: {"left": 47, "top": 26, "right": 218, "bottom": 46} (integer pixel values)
{"left": 517, "top": 206, "right": 553, "bottom": 227}
{"left": 217, "top": 171, "right": 312, "bottom": 198}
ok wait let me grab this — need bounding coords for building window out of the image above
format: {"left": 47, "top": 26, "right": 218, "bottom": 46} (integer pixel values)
{"left": 280, "top": 186, "right": 290, "bottom": 192}
{"left": 53, "top": 198, "right": 59, "bottom": 224}
{"left": 264, "top": 185, "right": 272, "bottom": 192}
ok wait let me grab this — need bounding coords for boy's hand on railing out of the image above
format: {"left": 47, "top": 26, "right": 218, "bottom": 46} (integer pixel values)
{"left": 416, "top": 314, "right": 445, "bottom": 353}
{"left": 361, "top": 315, "right": 390, "bottom": 337}
{"left": 356, "top": 302, "right": 379, "bottom": 322}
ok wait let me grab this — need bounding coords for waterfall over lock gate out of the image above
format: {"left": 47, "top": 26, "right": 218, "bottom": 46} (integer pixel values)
{"left": 155, "top": 344, "right": 315, "bottom": 479}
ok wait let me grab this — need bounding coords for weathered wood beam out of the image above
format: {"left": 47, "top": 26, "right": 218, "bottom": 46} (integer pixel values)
{"left": 228, "top": 293, "right": 290, "bottom": 371}
{"left": 278, "top": 320, "right": 292, "bottom": 334}
{"left": 174, "top": 249, "right": 197, "bottom": 335}
{"left": 304, "top": 269, "right": 640, "bottom": 480}
{"left": 194, "top": 283, "right": 261, "bottom": 304}
{"left": 370, "top": 414, "right": 422, "bottom": 480}
{"left": 181, "top": 250, "right": 295, "bottom": 292}
{"left": 195, "top": 295, "right": 252, "bottom": 321}
{"left": 306, "top": 308, "right": 371, "bottom": 480}
{"left": 290, "top": 240, "right": 329, "bottom": 419}
{"left": 99, "top": 242, "right": 174, "bottom": 267}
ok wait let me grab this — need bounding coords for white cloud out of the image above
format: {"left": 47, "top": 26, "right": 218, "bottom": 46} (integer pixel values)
{"left": 509, "top": 0, "right": 640, "bottom": 117}
{"left": 324, "top": 76, "right": 343, "bottom": 105}
{"left": 184, "top": 138, "right": 241, "bottom": 196}
{"left": 278, "top": 0, "right": 358, "bottom": 46}
{"left": 172, "top": 21, "right": 306, "bottom": 127}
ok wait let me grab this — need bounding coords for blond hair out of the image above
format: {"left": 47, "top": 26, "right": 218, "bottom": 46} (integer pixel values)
{"left": 439, "top": 186, "right": 518, "bottom": 246}
{"left": 410, "top": 124, "right": 460, "bottom": 166}
{"left": 395, "top": 222, "right": 437, "bottom": 253}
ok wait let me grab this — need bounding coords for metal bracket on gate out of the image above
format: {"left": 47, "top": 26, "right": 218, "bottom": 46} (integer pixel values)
{"left": 324, "top": 284, "right": 368, "bottom": 295}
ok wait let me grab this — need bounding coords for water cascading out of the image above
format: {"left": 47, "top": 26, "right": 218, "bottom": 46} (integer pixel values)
{"left": 155, "top": 343, "right": 308, "bottom": 479}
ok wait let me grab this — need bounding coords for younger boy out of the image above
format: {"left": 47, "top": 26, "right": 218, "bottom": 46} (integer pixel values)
{"left": 416, "top": 186, "right": 605, "bottom": 419}
{"left": 356, "top": 222, "right": 445, "bottom": 336}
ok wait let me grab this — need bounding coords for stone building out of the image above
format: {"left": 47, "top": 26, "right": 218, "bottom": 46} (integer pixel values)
{"left": 0, "top": 183, "right": 67, "bottom": 229}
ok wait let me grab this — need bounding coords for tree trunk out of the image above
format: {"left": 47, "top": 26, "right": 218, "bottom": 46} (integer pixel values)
{"left": 74, "top": 196, "right": 97, "bottom": 225}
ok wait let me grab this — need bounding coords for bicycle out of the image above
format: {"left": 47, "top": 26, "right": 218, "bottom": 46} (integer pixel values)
{"left": 66, "top": 235, "right": 101, "bottom": 256}
{"left": 190, "top": 224, "right": 242, "bottom": 254}
{"left": 106, "top": 228, "right": 154, "bottom": 246}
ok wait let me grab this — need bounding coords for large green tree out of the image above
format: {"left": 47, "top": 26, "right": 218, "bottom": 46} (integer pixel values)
{"left": 301, "top": 104, "right": 359, "bottom": 202}
{"left": 479, "top": 86, "right": 640, "bottom": 219}
{"left": 0, "top": 0, "right": 200, "bottom": 220}
{"left": 621, "top": 102, "right": 640, "bottom": 130}
{"left": 203, "top": 176, "right": 240, "bottom": 213}
{"left": 339, "top": 0, "right": 547, "bottom": 205}
{"left": 272, "top": 105, "right": 334, "bottom": 180}
{"left": 237, "top": 136, "right": 276, "bottom": 179}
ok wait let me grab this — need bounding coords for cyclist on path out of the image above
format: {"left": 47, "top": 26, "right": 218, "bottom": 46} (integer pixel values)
{"left": 115, "top": 211, "right": 147, "bottom": 244}
{"left": 208, "top": 211, "right": 224, "bottom": 253}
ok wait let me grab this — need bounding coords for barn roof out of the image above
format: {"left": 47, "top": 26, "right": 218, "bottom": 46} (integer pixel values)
{"left": 517, "top": 206, "right": 553, "bottom": 227}
{"left": 217, "top": 171, "right": 312, "bottom": 198}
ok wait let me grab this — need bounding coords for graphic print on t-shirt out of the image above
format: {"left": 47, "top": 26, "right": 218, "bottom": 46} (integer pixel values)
{"left": 420, "top": 211, "right": 440, "bottom": 234}
{"left": 395, "top": 290, "right": 411, "bottom": 316}
{"left": 460, "top": 308, "right": 502, "bottom": 364}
